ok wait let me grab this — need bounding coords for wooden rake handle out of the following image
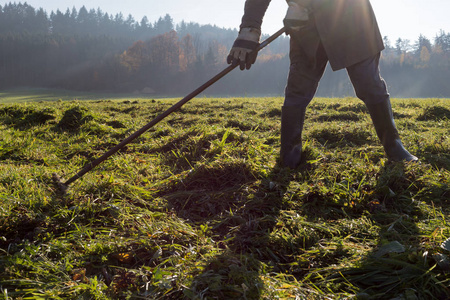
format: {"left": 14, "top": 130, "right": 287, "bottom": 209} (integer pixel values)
{"left": 62, "top": 27, "right": 286, "bottom": 186}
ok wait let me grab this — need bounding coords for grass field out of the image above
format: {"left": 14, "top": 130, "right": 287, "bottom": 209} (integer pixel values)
{"left": 0, "top": 88, "right": 157, "bottom": 104}
{"left": 0, "top": 93, "right": 449, "bottom": 299}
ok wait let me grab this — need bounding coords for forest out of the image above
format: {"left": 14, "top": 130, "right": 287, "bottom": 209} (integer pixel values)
{"left": 0, "top": 2, "right": 449, "bottom": 97}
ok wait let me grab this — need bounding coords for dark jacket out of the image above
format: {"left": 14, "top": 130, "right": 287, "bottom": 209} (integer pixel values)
{"left": 240, "top": 0, "right": 384, "bottom": 70}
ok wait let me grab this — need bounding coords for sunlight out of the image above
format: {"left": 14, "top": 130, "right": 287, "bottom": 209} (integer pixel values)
{"left": 261, "top": 1, "right": 286, "bottom": 34}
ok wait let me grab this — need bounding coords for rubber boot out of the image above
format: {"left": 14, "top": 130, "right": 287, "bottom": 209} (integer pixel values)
{"left": 366, "top": 99, "right": 418, "bottom": 162}
{"left": 280, "top": 106, "right": 306, "bottom": 168}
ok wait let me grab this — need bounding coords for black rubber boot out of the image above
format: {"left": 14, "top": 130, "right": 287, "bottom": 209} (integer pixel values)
{"left": 280, "top": 106, "right": 306, "bottom": 168}
{"left": 366, "top": 99, "right": 418, "bottom": 162}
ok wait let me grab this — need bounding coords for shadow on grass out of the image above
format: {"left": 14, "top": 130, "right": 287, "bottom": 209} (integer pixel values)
{"left": 327, "top": 162, "right": 450, "bottom": 299}
{"left": 156, "top": 157, "right": 290, "bottom": 298}
{"left": 162, "top": 151, "right": 450, "bottom": 298}
{"left": 158, "top": 140, "right": 339, "bottom": 298}
{"left": 139, "top": 117, "right": 450, "bottom": 298}
{"left": 0, "top": 105, "right": 56, "bottom": 130}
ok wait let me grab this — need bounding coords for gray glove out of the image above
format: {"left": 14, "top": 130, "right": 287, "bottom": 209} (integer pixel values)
{"left": 227, "top": 27, "right": 261, "bottom": 70}
{"left": 283, "top": 1, "right": 309, "bottom": 35}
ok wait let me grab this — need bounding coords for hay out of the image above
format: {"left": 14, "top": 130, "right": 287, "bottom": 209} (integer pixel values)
{"left": 315, "top": 111, "right": 361, "bottom": 122}
{"left": 417, "top": 106, "right": 450, "bottom": 121}
{"left": 309, "top": 126, "right": 373, "bottom": 147}
{"left": 0, "top": 105, "right": 56, "bottom": 128}
{"left": 57, "top": 105, "right": 93, "bottom": 131}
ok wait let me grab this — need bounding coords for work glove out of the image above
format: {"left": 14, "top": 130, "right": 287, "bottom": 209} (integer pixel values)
{"left": 227, "top": 27, "right": 261, "bottom": 70}
{"left": 283, "top": 1, "right": 309, "bottom": 35}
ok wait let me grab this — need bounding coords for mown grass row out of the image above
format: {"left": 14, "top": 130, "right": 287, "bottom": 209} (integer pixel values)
{"left": 0, "top": 97, "right": 449, "bottom": 299}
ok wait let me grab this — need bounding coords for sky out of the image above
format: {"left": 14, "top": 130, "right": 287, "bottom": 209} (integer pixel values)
{"left": 21, "top": 0, "right": 450, "bottom": 43}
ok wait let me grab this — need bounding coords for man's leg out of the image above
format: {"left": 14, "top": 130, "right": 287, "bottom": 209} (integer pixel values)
{"left": 346, "top": 54, "right": 418, "bottom": 162}
{"left": 281, "top": 39, "right": 328, "bottom": 168}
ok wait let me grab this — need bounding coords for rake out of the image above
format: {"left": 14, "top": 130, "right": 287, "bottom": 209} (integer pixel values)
{"left": 53, "top": 27, "right": 286, "bottom": 193}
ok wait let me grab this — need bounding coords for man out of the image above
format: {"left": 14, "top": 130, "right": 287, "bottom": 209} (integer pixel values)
{"left": 227, "top": 0, "right": 418, "bottom": 168}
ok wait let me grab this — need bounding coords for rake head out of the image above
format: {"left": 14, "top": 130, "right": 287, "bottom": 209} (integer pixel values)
{"left": 52, "top": 173, "right": 69, "bottom": 195}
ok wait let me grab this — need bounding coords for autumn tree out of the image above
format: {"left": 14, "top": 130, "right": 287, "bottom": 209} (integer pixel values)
{"left": 179, "top": 34, "right": 197, "bottom": 72}
{"left": 149, "top": 31, "right": 180, "bottom": 72}
{"left": 120, "top": 40, "right": 150, "bottom": 72}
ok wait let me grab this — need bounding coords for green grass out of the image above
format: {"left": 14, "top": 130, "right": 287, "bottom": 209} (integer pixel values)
{"left": 0, "top": 94, "right": 449, "bottom": 299}
{"left": 0, "top": 88, "right": 163, "bottom": 104}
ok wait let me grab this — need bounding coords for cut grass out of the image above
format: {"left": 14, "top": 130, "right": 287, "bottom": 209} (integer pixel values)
{"left": 0, "top": 95, "right": 449, "bottom": 299}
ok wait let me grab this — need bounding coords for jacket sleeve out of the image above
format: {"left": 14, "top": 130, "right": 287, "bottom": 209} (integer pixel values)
{"left": 240, "top": 0, "right": 272, "bottom": 30}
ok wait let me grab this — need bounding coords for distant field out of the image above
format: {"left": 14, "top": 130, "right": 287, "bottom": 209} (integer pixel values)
{"left": 0, "top": 94, "right": 449, "bottom": 299}
{"left": 0, "top": 88, "right": 166, "bottom": 103}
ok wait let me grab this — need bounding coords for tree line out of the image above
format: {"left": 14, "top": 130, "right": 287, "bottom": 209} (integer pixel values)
{"left": 0, "top": 2, "right": 449, "bottom": 97}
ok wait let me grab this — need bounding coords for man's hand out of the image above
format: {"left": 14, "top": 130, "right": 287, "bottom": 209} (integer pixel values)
{"left": 227, "top": 27, "right": 261, "bottom": 70}
{"left": 283, "top": 1, "right": 309, "bottom": 35}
